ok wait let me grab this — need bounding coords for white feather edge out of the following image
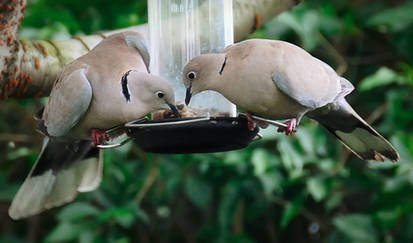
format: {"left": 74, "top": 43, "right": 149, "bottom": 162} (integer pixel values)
{"left": 336, "top": 128, "right": 393, "bottom": 162}
{"left": 77, "top": 149, "right": 103, "bottom": 192}
{"left": 9, "top": 145, "right": 103, "bottom": 220}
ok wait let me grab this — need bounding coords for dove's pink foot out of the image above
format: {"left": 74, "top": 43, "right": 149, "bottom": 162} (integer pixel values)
{"left": 246, "top": 112, "right": 257, "bottom": 131}
{"left": 277, "top": 118, "right": 297, "bottom": 136}
{"left": 91, "top": 129, "right": 110, "bottom": 146}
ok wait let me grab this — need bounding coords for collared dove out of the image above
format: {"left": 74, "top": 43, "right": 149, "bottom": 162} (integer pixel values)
{"left": 183, "top": 39, "right": 399, "bottom": 162}
{"left": 9, "top": 31, "right": 179, "bottom": 220}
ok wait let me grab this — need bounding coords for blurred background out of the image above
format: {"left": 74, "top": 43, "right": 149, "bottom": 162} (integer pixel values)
{"left": 1, "top": 0, "right": 413, "bottom": 242}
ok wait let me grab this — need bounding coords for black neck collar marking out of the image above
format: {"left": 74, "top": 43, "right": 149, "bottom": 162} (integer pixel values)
{"left": 121, "top": 70, "right": 132, "bottom": 102}
{"left": 219, "top": 56, "right": 227, "bottom": 75}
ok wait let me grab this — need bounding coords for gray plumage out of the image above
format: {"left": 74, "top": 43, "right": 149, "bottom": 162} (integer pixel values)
{"left": 9, "top": 31, "right": 177, "bottom": 220}
{"left": 183, "top": 38, "right": 399, "bottom": 162}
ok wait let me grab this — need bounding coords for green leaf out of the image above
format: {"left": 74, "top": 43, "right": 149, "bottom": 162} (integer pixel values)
{"left": 277, "top": 138, "right": 304, "bottom": 177}
{"left": 318, "top": 159, "right": 335, "bottom": 173}
{"left": 258, "top": 126, "right": 279, "bottom": 140}
{"left": 45, "top": 222, "right": 82, "bottom": 243}
{"left": 79, "top": 231, "right": 95, "bottom": 243}
{"left": 166, "top": 175, "right": 183, "bottom": 197}
{"left": 57, "top": 202, "right": 100, "bottom": 222}
{"left": 280, "top": 193, "right": 306, "bottom": 228}
{"left": 325, "top": 193, "right": 343, "bottom": 212}
{"left": 277, "top": 11, "right": 321, "bottom": 50}
{"left": 375, "top": 207, "right": 402, "bottom": 231}
{"left": 115, "top": 13, "right": 140, "bottom": 28}
{"left": 126, "top": 202, "right": 150, "bottom": 224}
{"left": 333, "top": 214, "right": 378, "bottom": 243}
{"left": 251, "top": 149, "right": 269, "bottom": 175}
{"left": 383, "top": 173, "right": 410, "bottom": 192}
{"left": 366, "top": 2, "right": 413, "bottom": 32}
{"left": 223, "top": 151, "right": 244, "bottom": 165}
{"left": 307, "top": 177, "right": 328, "bottom": 202}
{"left": 258, "top": 171, "right": 283, "bottom": 197}
{"left": 385, "top": 90, "right": 413, "bottom": 131}
{"left": 367, "top": 160, "right": 397, "bottom": 170}
{"left": 98, "top": 207, "right": 136, "bottom": 228}
{"left": 296, "top": 126, "right": 316, "bottom": 155}
{"left": 113, "top": 209, "right": 135, "bottom": 228}
{"left": 359, "top": 67, "right": 401, "bottom": 91}
{"left": 185, "top": 176, "right": 212, "bottom": 210}
{"left": 7, "top": 147, "right": 31, "bottom": 160}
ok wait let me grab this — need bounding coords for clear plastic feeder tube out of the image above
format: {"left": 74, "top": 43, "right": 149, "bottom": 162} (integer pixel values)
{"left": 148, "top": 0, "right": 236, "bottom": 117}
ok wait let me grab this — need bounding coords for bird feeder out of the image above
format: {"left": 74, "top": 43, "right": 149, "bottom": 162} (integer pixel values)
{"left": 124, "top": 0, "right": 260, "bottom": 153}
{"left": 148, "top": 0, "right": 236, "bottom": 115}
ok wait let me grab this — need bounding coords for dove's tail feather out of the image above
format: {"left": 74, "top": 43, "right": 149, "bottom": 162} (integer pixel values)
{"left": 310, "top": 100, "right": 399, "bottom": 162}
{"left": 9, "top": 138, "right": 103, "bottom": 220}
{"left": 324, "top": 122, "right": 399, "bottom": 162}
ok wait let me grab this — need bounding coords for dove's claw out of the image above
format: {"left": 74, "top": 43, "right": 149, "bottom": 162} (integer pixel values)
{"left": 277, "top": 118, "right": 297, "bottom": 136}
{"left": 246, "top": 112, "right": 257, "bottom": 131}
{"left": 91, "top": 129, "right": 110, "bottom": 146}
{"left": 285, "top": 119, "right": 296, "bottom": 136}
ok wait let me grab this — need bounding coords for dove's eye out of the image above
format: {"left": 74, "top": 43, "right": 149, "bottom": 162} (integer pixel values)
{"left": 187, "top": 71, "right": 197, "bottom": 80}
{"left": 156, "top": 91, "right": 164, "bottom": 98}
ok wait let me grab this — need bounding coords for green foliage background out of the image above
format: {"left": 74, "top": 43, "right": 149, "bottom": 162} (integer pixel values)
{"left": 1, "top": 0, "right": 413, "bottom": 242}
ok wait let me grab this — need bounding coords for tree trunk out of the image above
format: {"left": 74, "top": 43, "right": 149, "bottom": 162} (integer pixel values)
{"left": 0, "top": 0, "right": 301, "bottom": 100}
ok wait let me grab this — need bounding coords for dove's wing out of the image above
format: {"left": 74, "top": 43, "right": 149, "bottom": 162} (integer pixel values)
{"left": 43, "top": 68, "right": 92, "bottom": 137}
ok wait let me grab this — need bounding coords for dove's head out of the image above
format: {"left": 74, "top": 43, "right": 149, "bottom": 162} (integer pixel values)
{"left": 183, "top": 53, "right": 227, "bottom": 105}
{"left": 121, "top": 70, "right": 179, "bottom": 118}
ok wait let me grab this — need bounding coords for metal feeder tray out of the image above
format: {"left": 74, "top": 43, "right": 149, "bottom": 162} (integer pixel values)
{"left": 122, "top": 114, "right": 261, "bottom": 154}
{"left": 96, "top": 113, "right": 288, "bottom": 153}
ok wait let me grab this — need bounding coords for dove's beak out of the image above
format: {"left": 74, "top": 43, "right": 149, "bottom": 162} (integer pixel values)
{"left": 167, "top": 102, "right": 181, "bottom": 118}
{"left": 185, "top": 84, "right": 192, "bottom": 105}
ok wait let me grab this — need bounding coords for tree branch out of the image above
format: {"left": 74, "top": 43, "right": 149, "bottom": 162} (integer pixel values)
{"left": 0, "top": 0, "right": 27, "bottom": 99}
{"left": 0, "top": 0, "right": 301, "bottom": 100}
